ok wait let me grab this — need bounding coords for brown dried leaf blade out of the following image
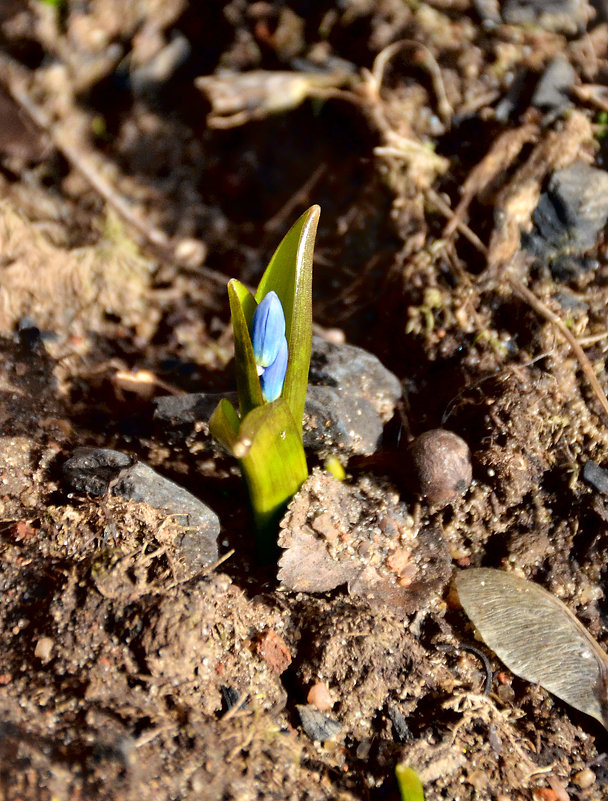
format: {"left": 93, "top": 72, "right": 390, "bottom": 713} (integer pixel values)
{"left": 456, "top": 568, "right": 608, "bottom": 730}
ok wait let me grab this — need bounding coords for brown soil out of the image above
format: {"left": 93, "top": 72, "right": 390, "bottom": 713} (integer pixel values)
{"left": 0, "top": 1, "right": 607, "bottom": 799}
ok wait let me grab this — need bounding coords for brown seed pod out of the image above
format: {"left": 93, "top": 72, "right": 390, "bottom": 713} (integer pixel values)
{"left": 409, "top": 428, "right": 472, "bottom": 503}
{"left": 455, "top": 568, "right": 608, "bottom": 731}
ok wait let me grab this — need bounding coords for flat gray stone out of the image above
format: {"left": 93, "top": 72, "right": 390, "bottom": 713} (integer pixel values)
{"left": 309, "top": 336, "right": 401, "bottom": 423}
{"left": 525, "top": 162, "right": 608, "bottom": 265}
{"left": 154, "top": 338, "right": 401, "bottom": 459}
{"left": 63, "top": 448, "right": 219, "bottom": 573}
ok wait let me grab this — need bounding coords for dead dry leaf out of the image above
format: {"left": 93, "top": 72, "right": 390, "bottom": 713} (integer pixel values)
{"left": 196, "top": 70, "right": 353, "bottom": 128}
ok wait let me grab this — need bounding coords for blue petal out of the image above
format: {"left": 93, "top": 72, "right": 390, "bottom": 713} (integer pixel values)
{"left": 251, "top": 291, "right": 286, "bottom": 367}
{"left": 260, "top": 335, "right": 288, "bottom": 402}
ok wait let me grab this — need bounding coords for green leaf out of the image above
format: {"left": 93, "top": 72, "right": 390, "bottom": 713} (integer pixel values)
{"left": 228, "top": 279, "right": 264, "bottom": 417}
{"left": 208, "top": 398, "right": 241, "bottom": 454}
{"left": 230, "top": 278, "right": 258, "bottom": 327}
{"left": 395, "top": 765, "right": 425, "bottom": 801}
{"left": 255, "top": 205, "right": 319, "bottom": 434}
{"left": 235, "top": 398, "right": 308, "bottom": 554}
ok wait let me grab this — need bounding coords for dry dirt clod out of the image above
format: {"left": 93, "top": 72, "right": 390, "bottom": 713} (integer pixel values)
{"left": 408, "top": 429, "right": 472, "bottom": 504}
{"left": 254, "top": 629, "right": 292, "bottom": 675}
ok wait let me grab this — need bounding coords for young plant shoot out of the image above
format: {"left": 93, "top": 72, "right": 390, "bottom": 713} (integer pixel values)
{"left": 209, "top": 206, "right": 320, "bottom": 555}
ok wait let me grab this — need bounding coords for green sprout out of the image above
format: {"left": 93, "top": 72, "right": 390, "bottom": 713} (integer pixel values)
{"left": 395, "top": 764, "right": 425, "bottom": 801}
{"left": 209, "top": 206, "right": 320, "bottom": 555}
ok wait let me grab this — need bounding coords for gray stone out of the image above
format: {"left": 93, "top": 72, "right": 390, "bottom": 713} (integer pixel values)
{"left": 62, "top": 448, "right": 132, "bottom": 496}
{"left": 501, "top": 0, "right": 594, "bottom": 33}
{"left": 525, "top": 162, "right": 608, "bottom": 265}
{"left": 63, "top": 448, "right": 220, "bottom": 572}
{"left": 532, "top": 56, "right": 575, "bottom": 114}
{"left": 387, "top": 704, "right": 411, "bottom": 743}
{"left": 309, "top": 336, "right": 401, "bottom": 423}
{"left": 296, "top": 705, "right": 342, "bottom": 742}
{"left": 304, "top": 385, "right": 383, "bottom": 456}
{"left": 582, "top": 460, "right": 608, "bottom": 495}
{"left": 154, "top": 338, "right": 401, "bottom": 459}
{"left": 154, "top": 392, "right": 232, "bottom": 442}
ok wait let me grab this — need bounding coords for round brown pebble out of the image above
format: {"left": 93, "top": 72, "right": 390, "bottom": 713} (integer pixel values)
{"left": 34, "top": 637, "right": 54, "bottom": 663}
{"left": 307, "top": 681, "right": 334, "bottom": 711}
{"left": 572, "top": 768, "right": 595, "bottom": 790}
{"left": 409, "top": 429, "right": 472, "bottom": 503}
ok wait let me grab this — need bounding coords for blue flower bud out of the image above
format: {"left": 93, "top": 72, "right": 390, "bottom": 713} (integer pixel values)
{"left": 251, "top": 291, "right": 286, "bottom": 368}
{"left": 260, "top": 335, "right": 288, "bottom": 402}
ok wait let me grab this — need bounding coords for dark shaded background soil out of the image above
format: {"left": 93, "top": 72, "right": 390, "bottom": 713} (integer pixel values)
{"left": 1, "top": 1, "right": 608, "bottom": 799}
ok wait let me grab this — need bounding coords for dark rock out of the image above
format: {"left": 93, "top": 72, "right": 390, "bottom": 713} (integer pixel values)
{"left": 532, "top": 56, "right": 575, "bottom": 115}
{"left": 550, "top": 255, "right": 599, "bottom": 282}
{"left": 220, "top": 685, "right": 242, "bottom": 713}
{"left": 154, "top": 392, "right": 231, "bottom": 442}
{"left": 582, "top": 460, "right": 608, "bottom": 495}
{"left": 309, "top": 336, "right": 401, "bottom": 422}
{"left": 155, "top": 388, "right": 383, "bottom": 456}
{"left": 63, "top": 448, "right": 132, "bottom": 496}
{"left": 501, "top": 0, "right": 594, "bottom": 33}
{"left": 553, "top": 291, "right": 588, "bottom": 312}
{"left": 304, "top": 385, "right": 383, "bottom": 456}
{"left": 387, "top": 704, "right": 411, "bottom": 743}
{"left": 494, "top": 70, "right": 528, "bottom": 123}
{"left": 63, "top": 448, "right": 220, "bottom": 572}
{"left": 155, "top": 338, "right": 401, "bottom": 458}
{"left": 524, "top": 162, "right": 608, "bottom": 268}
{"left": 154, "top": 391, "right": 230, "bottom": 427}
{"left": 296, "top": 704, "right": 342, "bottom": 742}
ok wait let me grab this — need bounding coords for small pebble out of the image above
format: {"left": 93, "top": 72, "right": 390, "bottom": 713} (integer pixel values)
{"left": 297, "top": 704, "right": 342, "bottom": 742}
{"left": 572, "top": 767, "right": 595, "bottom": 790}
{"left": 582, "top": 460, "right": 608, "bottom": 495}
{"left": 409, "top": 429, "right": 472, "bottom": 503}
{"left": 533, "top": 788, "right": 559, "bottom": 801}
{"left": 34, "top": 637, "right": 54, "bottom": 663}
{"left": 307, "top": 681, "right": 334, "bottom": 711}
